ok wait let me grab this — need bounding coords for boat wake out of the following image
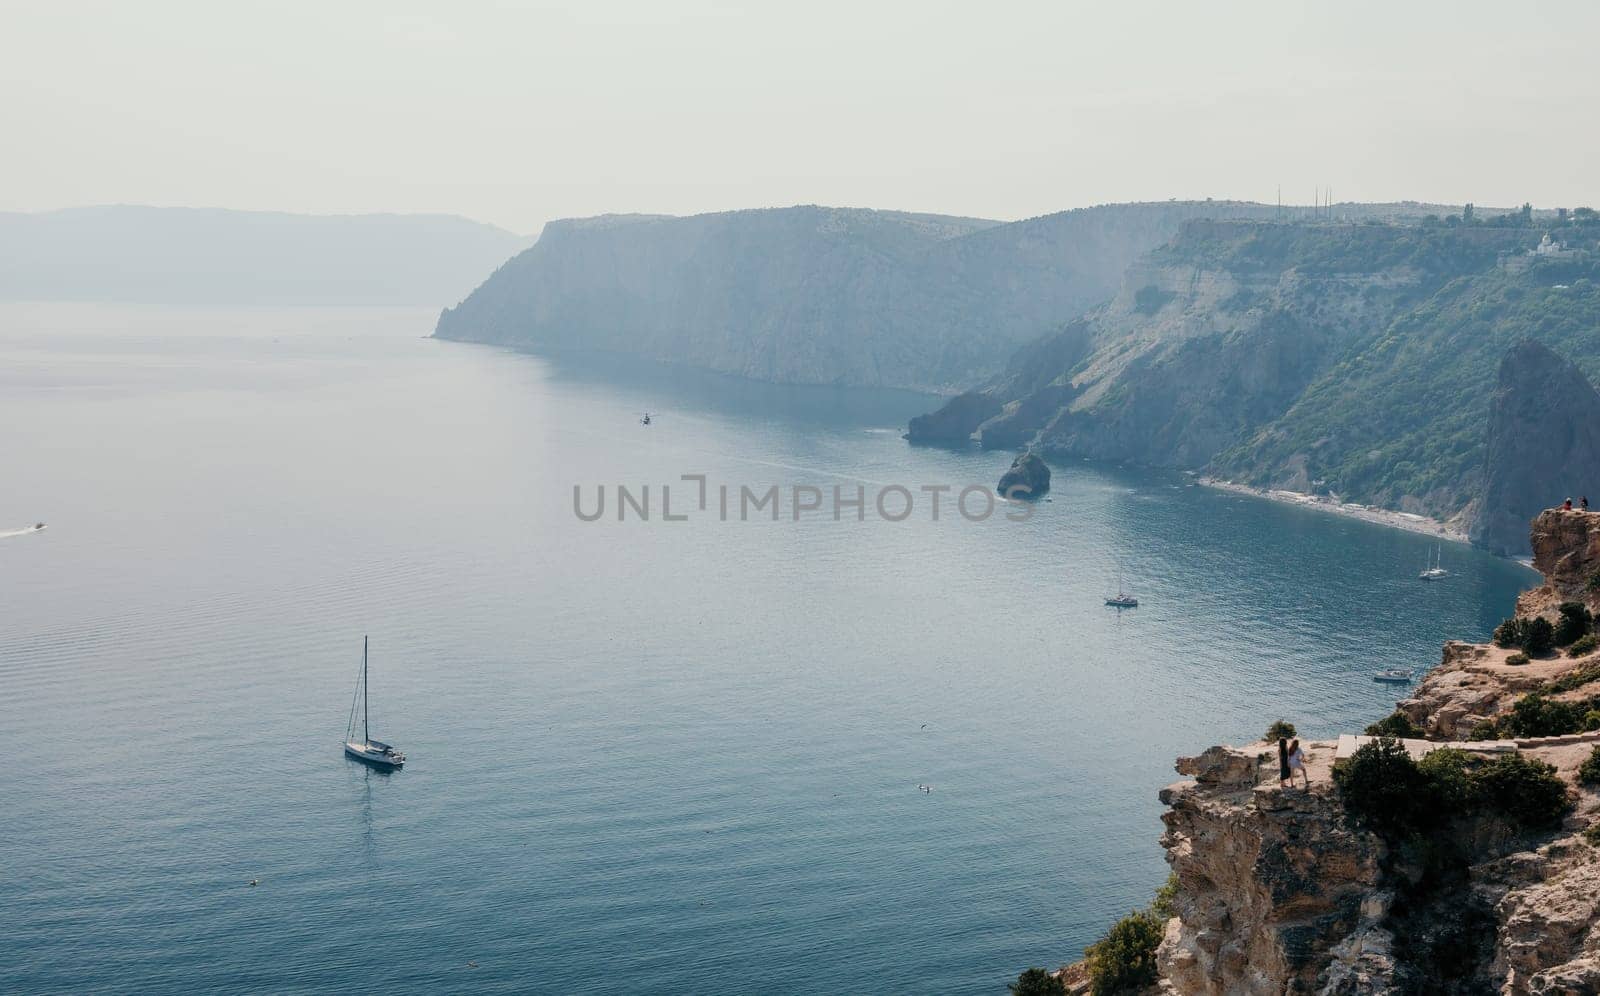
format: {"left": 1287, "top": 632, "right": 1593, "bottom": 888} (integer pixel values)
{"left": 0, "top": 523, "right": 46, "bottom": 540}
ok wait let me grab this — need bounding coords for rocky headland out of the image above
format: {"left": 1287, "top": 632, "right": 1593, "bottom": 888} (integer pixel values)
{"left": 909, "top": 218, "right": 1600, "bottom": 551}
{"left": 1054, "top": 508, "right": 1600, "bottom": 995}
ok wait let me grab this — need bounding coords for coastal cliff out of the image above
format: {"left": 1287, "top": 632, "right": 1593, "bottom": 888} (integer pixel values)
{"left": 910, "top": 217, "right": 1600, "bottom": 536}
{"left": 1057, "top": 509, "right": 1600, "bottom": 995}
{"left": 1472, "top": 342, "right": 1600, "bottom": 556}
{"left": 436, "top": 202, "right": 1329, "bottom": 393}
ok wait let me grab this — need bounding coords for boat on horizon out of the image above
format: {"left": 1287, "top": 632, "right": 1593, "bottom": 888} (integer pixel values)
{"left": 343, "top": 636, "right": 405, "bottom": 769}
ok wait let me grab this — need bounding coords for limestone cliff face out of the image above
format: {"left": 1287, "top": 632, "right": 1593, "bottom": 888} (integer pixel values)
{"left": 1125, "top": 510, "right": 1600, "bottom": 995}
{"left": 435, "top": 202, "right": 1290, "bottom": 394}
{"left": 913, "top": 222, "right": 1447, "bottom": 468}
{"left": 1156, "top": 748, "right": 1392, "bottom": 995}
{"left": 1472, "top": 343, "right": 1600, "bottom": 557}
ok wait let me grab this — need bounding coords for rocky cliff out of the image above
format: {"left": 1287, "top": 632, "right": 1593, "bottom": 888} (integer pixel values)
{"left": 1472, "top": 343, "right": 1600, "bottom": 556}
{"left": 1060, "top": 509, "right": 1600, "bottom": 995}
{"left": 911, "top": 218, "right": 1600, "bottom": 532}
{"left": 436, "top": 202, "right": 1341, "bottom": 393}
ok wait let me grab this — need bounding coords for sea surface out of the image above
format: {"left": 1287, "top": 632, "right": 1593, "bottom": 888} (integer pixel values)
{"left": 0, "top": 302, "right": 1537, "bottom": 995}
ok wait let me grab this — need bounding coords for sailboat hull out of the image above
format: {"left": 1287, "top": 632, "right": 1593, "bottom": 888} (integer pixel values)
{"left": 344, "top": 741, "right": 404, "bottom": 767}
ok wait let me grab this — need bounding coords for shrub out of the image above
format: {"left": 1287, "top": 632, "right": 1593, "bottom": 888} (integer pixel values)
{"left": 1585, "top": 711, "right": 1600, "bottom": 732}
{"left": 1568, "top": 634, "right": 1600, "bottom": 658}
{"left": 1545, "top": 659, "right": 1600, "bottom": 692}
{"left": 1471, "top": 753, "right": 1571, "bottom": 829}
{"left": 1496, "top": 616, "right": 1559, "bottom": 655}
{"left": 1494, "top": 617, "right": 1526, "bottom": 648}
{"left": 1084, "top": 911, "right": 1164, "bottom": 996}
{"left": 1581, "top": 746, "right": 1600, "bottom": 785}
{"left": 1585, "top": 823, "right": 1600, "bottom": 848}
{"left": 1502, "top": 694, "right": 1586, "bottom": 738}
{"left": 1524, "top": 617, "right": 1557, "bottom": 657}
{"left": 1507, "top": 652, "right": 1531, "bottom": 666}
{"left": 1334, "top": 737, "right": 1431, "bottom": 833}
{"left": 1586, "top": 570, "right": 1600, "bottom": 593}
{"left": 1364, "top": 711, "right": 1425, "bottom": 739}
{"left": 1009, "top": 968, "right": 1065, "bottom": 996}
{"left": 1418, "top": 748, "right": 1478, "bottom": 810}
{"left": 1556, "top": 603, "right": 1593, "bottom": 646}
{"left": 1264, "top": 720, "right": 1297, "bottom": 742}
{"left": 1466, "top": 720, "right": 1504, "bottom": 741}
{"left": 1149, "top": 873, "right": 1178, "bottom": 921}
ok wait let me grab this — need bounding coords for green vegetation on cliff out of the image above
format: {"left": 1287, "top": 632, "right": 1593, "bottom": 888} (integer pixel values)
{"left": 912, "top": 212, "right": 1600, "bottom": 546}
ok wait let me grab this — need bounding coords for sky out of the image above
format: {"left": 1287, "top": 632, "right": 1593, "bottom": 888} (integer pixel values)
{"left": 3, "top": 0, "right": 1597, "bottom": 235}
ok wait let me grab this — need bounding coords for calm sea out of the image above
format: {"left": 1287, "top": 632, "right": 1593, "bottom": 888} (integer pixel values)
{"left": 0, "top": 303, "right": 1535, "bottom": 994}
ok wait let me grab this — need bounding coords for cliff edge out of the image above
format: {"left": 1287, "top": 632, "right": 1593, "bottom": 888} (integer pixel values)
{"left": 1062, "top": 508, "right": 1600, "bottom": 995}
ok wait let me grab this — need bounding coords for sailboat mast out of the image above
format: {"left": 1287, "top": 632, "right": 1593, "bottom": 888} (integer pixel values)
{"left": 362, "top": 635, "right": 369, "bottom": 744}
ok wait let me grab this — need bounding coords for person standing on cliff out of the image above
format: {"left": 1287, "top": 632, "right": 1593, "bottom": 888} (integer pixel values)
{"left": 1277, "top": 738, "right": 1291, "bottom": 787}
{"left": 1287, "top": 739, "right": 1309, "bottom": 789}
{"left": 1565, "top": 497, "right": 1574, "bottom": 510}
{"left": 1584, "top": 496, "right": 1590, "bottom": 510}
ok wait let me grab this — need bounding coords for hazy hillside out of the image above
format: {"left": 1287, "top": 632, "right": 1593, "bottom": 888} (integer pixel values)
{"left": 434, "top": 201, "right": 1375, "bottom": 393}
{"left": 909, "top": 214, "right": 1600, "bottom": 539}
{"left": 0, "top": 206, "right": 529, "bottom": 306}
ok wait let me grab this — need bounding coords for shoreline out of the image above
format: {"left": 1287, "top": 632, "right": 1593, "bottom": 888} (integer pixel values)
{"left": 1198, "top": 477, "right": 1469, "bottom": 543}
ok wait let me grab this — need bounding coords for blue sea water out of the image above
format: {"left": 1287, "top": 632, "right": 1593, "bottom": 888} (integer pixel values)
{"left": 0, "top": 302, "right": 1536, "bottom": 994}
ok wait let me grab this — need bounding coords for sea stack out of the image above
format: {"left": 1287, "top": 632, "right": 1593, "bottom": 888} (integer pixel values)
{"left": 997, "top": 451, "right": 1051, "bottom": 498}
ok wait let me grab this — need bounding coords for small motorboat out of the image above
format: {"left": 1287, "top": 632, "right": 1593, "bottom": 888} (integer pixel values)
{"left": 33, "top": 522, "right": 45, "bottom": 530}
{"left": 1373, "top": 669, "right": 1414, "bottom": 684}
{"left": 343, "top": 636, "right": 405, "bottom": 768}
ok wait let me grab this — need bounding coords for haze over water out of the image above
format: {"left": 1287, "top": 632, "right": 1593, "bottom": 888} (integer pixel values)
{"left": 0, "top": 303, "right": 1535, "bottom": 994}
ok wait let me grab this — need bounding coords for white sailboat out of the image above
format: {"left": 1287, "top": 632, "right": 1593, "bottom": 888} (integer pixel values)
{"left": 343, "top": 636, "right": 405, "bottom": 768}
{"left": 1105, "top": 562, "right": 1139, "bottom": 608}
{"left": 1418, "top": 545, "right": 1449, "bottom": 581}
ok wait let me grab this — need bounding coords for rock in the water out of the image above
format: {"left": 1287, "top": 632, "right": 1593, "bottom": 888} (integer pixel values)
{"left": 905, "top": 391, "right": 1002, "bottom": 446}
{"left": 997, "top": 451, "right": 1051, "bottom": 498}
{"left": 1471, "top": 340, "right": 1600, "bottom": 556}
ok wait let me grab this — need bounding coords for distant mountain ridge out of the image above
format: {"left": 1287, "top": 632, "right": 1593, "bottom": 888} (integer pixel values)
{"left": 0, "top": 205, "right": 529, "bottom": 306}
{"left": 435, "top": 201, "right": 1422, "bottom": 393}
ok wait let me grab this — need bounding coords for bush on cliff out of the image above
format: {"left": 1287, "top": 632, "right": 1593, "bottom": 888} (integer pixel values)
{"left": 1364, "top": 711, "right": 1425, "bottom": 739}
{"left": 1568, "top": 634, "right": 1600, "bottom": 659}
{"left": 1084, "top": 910, "right": 1163, "bottom": 996}
{"left": 1264, "top": 719, "right": 1297, "bottom": 742}
{"left": 1495, "top": 616, "right": 1557, "bottom": 656}
{"left": 1008, "top": 968, "right": 1065, "bottom": 996}
{"left": 1524, "top": 618, "right": 1557, "bottom": 657}
{"left": 1580, "top": 746, "right": 1600, "bottom": 785}
{"left": 1472, "top": 754, "right": 1571, "bottom": 829}
{"left": 1506, "top": 652, "right": 1530, "bottom": 666}
{"left": 1334, "top": 737, "right": 1432, "bottom": 833}
{"left": 1501, "top": 694, "right": 1586, "bottom": 738}
{"left": 1337, "top": 738, "right": 1571, "bottom": 836}
{"left": 1494, "top": 617, "right": 1524, "bottom": 649}
{"left": 1556, "top": 602, "right": 1594, "bottom": 646}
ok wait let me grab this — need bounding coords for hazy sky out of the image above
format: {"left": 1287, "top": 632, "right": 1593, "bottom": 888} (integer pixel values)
{"left": 4, "top": 1, "right": 1597, "bottom": 234}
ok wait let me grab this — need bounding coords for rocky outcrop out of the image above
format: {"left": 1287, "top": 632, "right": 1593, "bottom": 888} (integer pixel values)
{"left": 1472, "top": 342, "right": 1600, "bottom": 556}
{"left": 1522, "top": 507, "right": 1600, "bottom": 615}
{"left": 1125, "top": 512, "right": 1600, "bottom": 995}
{"left": 904, "top": 392, "right": 1001, "bottom": 446}
{"left": 997, "top": 451, "right": 1051, "bottom": 498}
{"left": 1156, "top": 747, "right": 1393, "bottom": 995}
